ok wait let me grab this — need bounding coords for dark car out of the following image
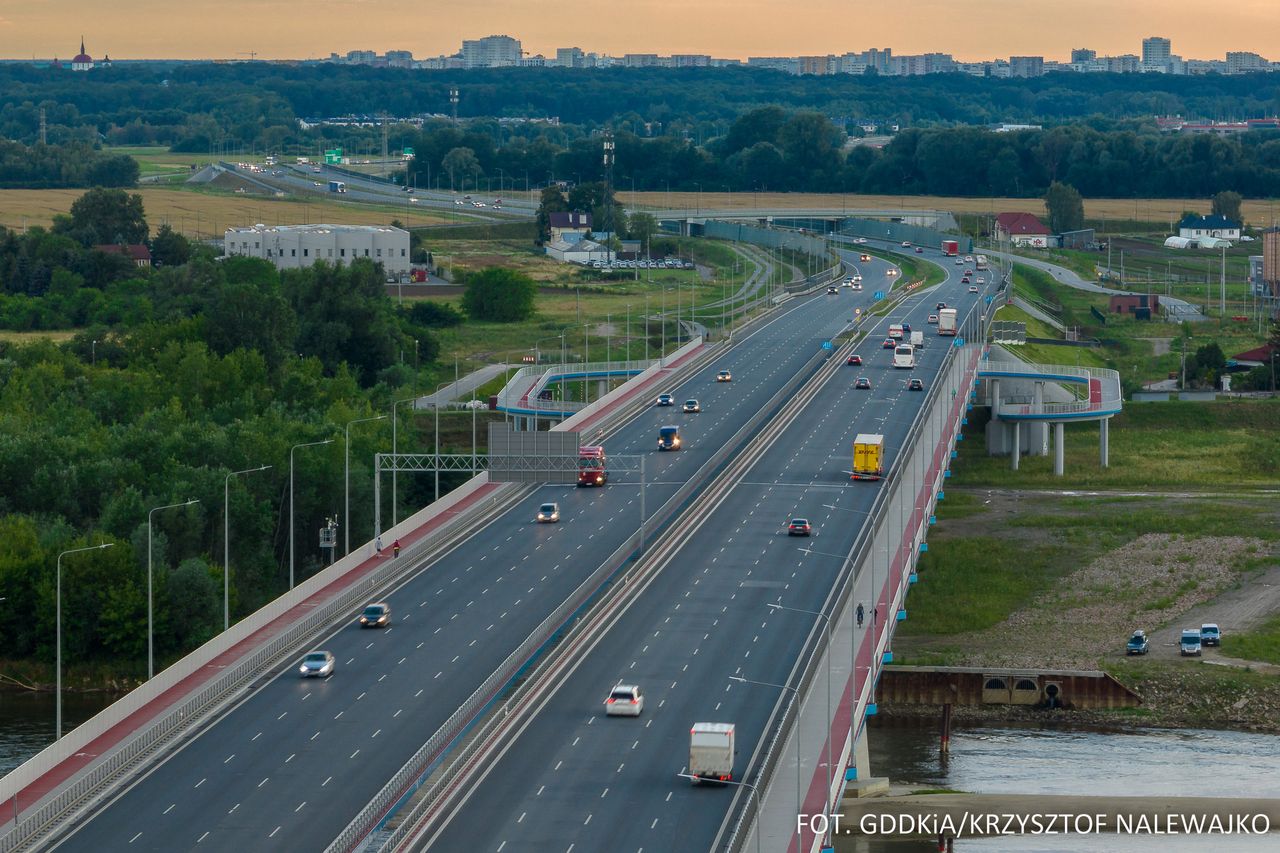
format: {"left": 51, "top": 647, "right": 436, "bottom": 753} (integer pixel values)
{"left": 961, "top": 276, "right": 970, "bottom": 284}
{"left": 907, "top": 378, "right": 924, "bottom": 391}
{"left": 846, "top": 354, "right": 863, "bottom": 366}
{"left": 359, "top": 602, "right": 391, "bottom": 628}
{"left": 936, "top": 301, "right": 947, "bottom": 310}
{"left": 854, "top": 377, "right": 872, "bottom": 389}
{"left": 827, "top": 286, "right": 839, "bottom": 294}
{"left": 787, "top": 518, "right": 812, "bottom": 536}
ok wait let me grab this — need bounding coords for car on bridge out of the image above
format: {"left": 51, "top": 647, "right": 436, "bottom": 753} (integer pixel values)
{"left": 901, "top": 241, "right": 911, "bottom": 248}
{"left": 955, "top": 258, "right": 964, "bottom": 265}
{"left": 859, "top": 253, "right": 871, "bottom": 262}
{"left": 536, "top": 502, "right": 561, "bottom": 523}
{"left": 299, "top": 650, "right": 335, "bottom": 678}
{"left": 1126, "top": 630, "right": 1149, "bottom": 655}
{"left": 716, "top": 370, "right": 732, "bottom": 382}
{"left": 854, "top": 376, "right": 872, "bottom": 390}
{"left": 915, "top": 246, "right": 924, "bottom": 253}
{"left": 846, "top": 354, "right": 863, "bottom": 366}
{"left": 968, "top": 285, "right": 979, "bottom": 293}
{"left": 882, "top": 338, "right": 896, "bottom": 349}
{"left": 656, "top": 393, "right": 674, "bottom": 406}
{"left": 787, "top": 518, "right": 812, "bottom": 536}
{"left": 604, "top": 684, "right": 644, "bottom": 716}
{"left": 928, "top": 313, "right": 939, "bottom": 324}
{"left": 358, "top": 602, "right": 391, "bottom": 628}
{"left": 827, "top": 286, "right": 839, "bottom": 294}
{"left": 907, "top": 378, "right": 924, "bottom": 391}
{"left": 658, "top": 425, "right": 682, "bottom": 450}
{"left": 683, "top": 399, "right": 701, "bottom": 413}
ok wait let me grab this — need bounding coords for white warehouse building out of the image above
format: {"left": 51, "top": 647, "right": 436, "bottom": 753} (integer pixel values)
{"left": 223, "top": 224, "right": 410, "bottom": 274}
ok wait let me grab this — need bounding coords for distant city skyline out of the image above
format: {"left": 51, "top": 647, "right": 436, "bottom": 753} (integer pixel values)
{"left": 2, "top": 0, "right": 1278, "bottom": 62}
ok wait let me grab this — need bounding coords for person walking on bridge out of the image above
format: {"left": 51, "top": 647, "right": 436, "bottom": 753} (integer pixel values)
{"left": 392, "top": 539, "right": 401, "bottom": 558}
{"left": 856, "top": 603, "right": 865, "bottom": 629}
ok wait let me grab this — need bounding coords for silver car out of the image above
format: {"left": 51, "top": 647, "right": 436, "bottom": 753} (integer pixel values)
{"left": 299, "top": 650, "right": 335, "bottom": 678}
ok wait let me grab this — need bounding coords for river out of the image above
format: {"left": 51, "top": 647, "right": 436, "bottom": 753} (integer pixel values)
{"left": 838, "top": 719, "right": 1280, "bottom": 852}
{"left": 0, "top": 690, "right": 116, "bottom": 777}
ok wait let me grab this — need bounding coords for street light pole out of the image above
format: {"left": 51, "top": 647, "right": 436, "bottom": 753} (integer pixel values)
{"left": 225, "top": 465, "right": 270, "bottom": 631}
{"left": 345, "top": 415, "right": 388, "bottom": 556}
{"left": 148, "top": 499, "right": 198, "bottom": 679}
{"left": 290, "top": 439, "right": 334, "bottom": 589}
{"left": 58, "top": 543, "right": 114, "bottom": 739}
{"left": 730, "top": 675, "right": 801, "bottom": 815}
{"left": 391, "top": 396, "right": 419, "bottom": 527}
{"left": 768, "top": 601, "right": 834, "bottom": 848}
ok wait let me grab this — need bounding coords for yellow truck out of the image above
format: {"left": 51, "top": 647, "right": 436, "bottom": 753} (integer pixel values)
{"left": 852, "top": 433, "right": 885, "bottom": 481}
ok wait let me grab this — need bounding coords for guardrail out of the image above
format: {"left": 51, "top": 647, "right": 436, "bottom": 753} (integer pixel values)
{"left": 330, "top": 333, "right": 839, "bottom": 853}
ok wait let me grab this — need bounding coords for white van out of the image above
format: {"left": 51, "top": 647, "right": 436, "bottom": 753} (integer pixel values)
{"left": 893, "top": 344, "right": 916, "bottom": 369}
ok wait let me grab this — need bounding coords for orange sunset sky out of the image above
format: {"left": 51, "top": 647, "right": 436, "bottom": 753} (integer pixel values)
{"left": 1, "top": 0, "right": 1277, "bottom": 62}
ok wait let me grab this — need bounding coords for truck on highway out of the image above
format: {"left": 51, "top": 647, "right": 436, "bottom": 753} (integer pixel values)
{"left": 689, "top": 723, "right": 735, "bottom": 783}
{"left": 578, "top": 445, "right": 607, "bottom": 486}
{"left": 888, "top": 323, "right": 904, "bottom": 340}
{"left": 975, "top": 255, "right": 989, "bottom": 271}
{"left": 937, "top": 307, "right": 958, "bottom": 336}
{"left": 328, "top": 180, "right": 347, "bottom": 193}
{"left": 893, "top": 344, "right": 917, "bottom": 369}
{"left": 941, "top": 240, "right": 959, "bottom": 256}
{"left": 910, "top": 330, "right": 924, "bottom": 350}
{"left": 852, "top": 433, "right": 885, "bottom": 481}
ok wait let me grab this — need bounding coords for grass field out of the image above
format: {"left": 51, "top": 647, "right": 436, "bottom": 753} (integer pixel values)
{"left": 625, "top": 191, "right": 1280, "bottom": 226}
{"left": 0, "top": 329, "right": 77, "bottom": 344}
{"left": 0, "top": 188, "right": 452, "bottom": 236}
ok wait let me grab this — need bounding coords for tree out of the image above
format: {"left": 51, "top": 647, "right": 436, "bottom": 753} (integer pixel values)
{"left": 150, "top": 224, "right": 191, "bottom": 268}
{"left": 1210, "top": 190, "right": 1243, "bottom": 225}
{"left": 442, "top": 146, "right": 481, "bottom": 191}
{"left": 461, "top": 268, "right": 537, "bottom": 323}
{"left": 56, "top": 188, "right": 149, "bottom": 246}
{"left": 408, "top": 300, "right": 464, "bottom": 328}
{"left": 1044, "top": 181, "right": 1084, "bottom": 234}
{"left": 85, "top": 154, "right": 141, "bottom": 188}
{"left": 627, "top": 212, "right": 658, "bottom": 254}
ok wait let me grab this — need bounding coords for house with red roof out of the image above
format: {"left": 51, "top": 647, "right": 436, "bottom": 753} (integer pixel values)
{"left": 995, "top": 212, "right": 1052, "bottom": 248}
{"left": 95, "top": 244, "right": 152, "bottom": 267}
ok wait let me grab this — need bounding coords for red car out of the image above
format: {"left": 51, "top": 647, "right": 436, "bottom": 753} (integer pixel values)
{"left": 846, "top": 354, "right": 863, "bottom": 366}
{"left": 787, "top": 518, "right": 812, "bottom": 536}
{"left": 882, "top": 338, "right": 896, "bottom": 349}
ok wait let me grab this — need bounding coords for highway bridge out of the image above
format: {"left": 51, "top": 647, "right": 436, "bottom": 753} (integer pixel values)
{"left": 1, "top": 239, "right": 1069, "bottom": 853}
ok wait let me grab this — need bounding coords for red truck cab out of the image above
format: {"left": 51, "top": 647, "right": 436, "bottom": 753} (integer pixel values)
{"left": 578, "top": 445, "right": 607, "bottom": 486}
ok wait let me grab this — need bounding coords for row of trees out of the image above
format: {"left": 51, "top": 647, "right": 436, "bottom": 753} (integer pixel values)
{"left": 6, "top": 62, "right": 1280, "bottom": 152}
{"left": 401, "top": 111, "right": 1280, "bottom": 199}
{"left": 0, "top": 140, "right": 139, "bottom": 188}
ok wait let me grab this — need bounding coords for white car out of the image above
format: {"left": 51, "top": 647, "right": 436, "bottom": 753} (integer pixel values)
{"left": 955, "top": 258, "right": 964, "bottom": 265}
{"left": 928, "top": 313, "right": 939, "bottom": 324}
{"left": 968, "top": 285, "right": 979, "bottom": 293}
{"left": 605, "top": 684, "right": 644, "bottom": 716}
{"left": 536, "top": 502, "right": 560, "bottom": 523}
{"left": 299, "top": 650, "right": 335, "bottom": 678}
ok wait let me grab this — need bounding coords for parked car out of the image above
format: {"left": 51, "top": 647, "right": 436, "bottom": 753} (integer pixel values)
{"left": 604, "top": 683, "right": 644, "bottom": 716}
{"left": 1200, "top": 623, "right": 1221, "bottom": 646}
{"left": 1179, "top": 628, "right": 1203, "bottom": 656}
{"left": 358, "top": 602, "right": 391, "bottom": 628}
{"left": 299, "top": 650, "right": 335, "bottom": 678}
{"left": 1126, "top": 630, "right": 1149, "bottom": 655}
{"left": 787, "top": 518, "right": 812, "bottom": 536}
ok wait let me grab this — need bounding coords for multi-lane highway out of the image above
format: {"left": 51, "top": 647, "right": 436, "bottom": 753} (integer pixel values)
{"left": 51, "top": 259, "right": 896, "bottom": 852}
{"left": 415, "top": 245, "right": 991, "bottom": 852}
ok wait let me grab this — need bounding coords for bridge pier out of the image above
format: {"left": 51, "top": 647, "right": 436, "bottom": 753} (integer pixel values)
{"left": 1032, "top": 382, "right": 1048, "bottom": 455}
{"left": 1010, "top": 420, "right": 1021, "bottom": 470}
{"left": 1054, "top": 422, "right": 1065, "bottom": 476}
{"left": 1100, "top": 417, "right": 1110, "bottom": 468}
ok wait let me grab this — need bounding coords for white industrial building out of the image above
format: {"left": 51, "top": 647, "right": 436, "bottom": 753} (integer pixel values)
{"left": 223, "top": 224, "right": 410, "bottom": 274}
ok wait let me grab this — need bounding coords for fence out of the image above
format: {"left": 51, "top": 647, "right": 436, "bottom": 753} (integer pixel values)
{"left": 837, "top": 217, "right": 968, "bottom": 253}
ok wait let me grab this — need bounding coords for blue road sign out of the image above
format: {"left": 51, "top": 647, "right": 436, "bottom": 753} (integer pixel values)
{"left": 874, "top": 290, "right": 885, "bottom": 300}
{"left": 822, "top": 341, "right": 833, "bottom": 350}
{"left": 954, "top": 337, "right": 965, "bottom": 347}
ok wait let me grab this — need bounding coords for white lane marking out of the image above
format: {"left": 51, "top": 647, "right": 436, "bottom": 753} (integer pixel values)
{"left": 130, "top": 832, "right": 142, "bottom": 843}
{"left": 322, "top": 776, "right": 332, "bottom": 787}
{"left": 269, "top": 826, "right": 281, "bottom": 838}
{"left": 197, "top": 832, "right": 209, "bottom": 843}
{"left": 295, "top": 801, "right": 306, "bottom": 813}
{"left": 164, "top": 803, "right": 175, "bottom": 814}
{"left": 194, "top": 778, "right": 205, "bottom": 788}
{"left": 258, "top": 778, "right": 268, "bottom": 788}
{"left": 224, "top": 754, "right": 235, "bottom": 764}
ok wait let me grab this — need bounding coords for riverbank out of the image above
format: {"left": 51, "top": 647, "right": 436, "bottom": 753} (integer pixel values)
{"left": 893, "top": 486, "right": 1280, "bottom": 734}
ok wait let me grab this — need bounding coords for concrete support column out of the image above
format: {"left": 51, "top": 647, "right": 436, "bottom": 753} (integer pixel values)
{"left": 1010, "top": 421, "right": 1021, "bottom": 471}
{"left": 1054, "top": 422, "right": 1065, "bottom": 476}
{"left": 1100, "top": 417, "right": 1110, "bottom": 468}
{"left": 990, "top": 378, "right": 1000, "bottom": 419}
{"left": 848, "top": 724, "right": 871, "bottom": 781}
{"left": 1033, "top": 382, "right": 1048, "bottom": 455}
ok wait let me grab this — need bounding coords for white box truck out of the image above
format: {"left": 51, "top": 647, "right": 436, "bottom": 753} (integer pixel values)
{"left": 910, "top": 330, "right": 924, "bottom": 350}
{"left": 689, "top": 722, "right": 734, "bottom": 783}
{"left": 937, "top": 307, "right": 957, "bottom": 336}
